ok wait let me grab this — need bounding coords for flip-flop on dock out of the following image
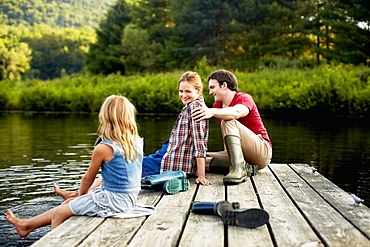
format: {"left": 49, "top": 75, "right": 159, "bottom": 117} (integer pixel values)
{"left": 31, "top": 163, "right": 370, "bottom": 247}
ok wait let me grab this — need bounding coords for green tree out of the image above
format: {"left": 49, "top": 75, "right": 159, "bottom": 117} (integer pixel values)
{"left": 170, "top": 0, "right": 237, "bottom": 68}
{"left": 339, "top": 0, "right": 370, "bottom": 64}
{"left": 22, "top": 25, "right": 95, "bottom": 79}
{"left": 0, "top": 0, "right": 24, "bottom": 25}
{"left": 121, "top": 24, "right": 162, "bottom": 73}
{"left": 0, "top": 25, "right": 32, "bottom": 80}
{"left": 1, "top": 0, "right": 116, "bottom": 28}
{"left": 226, "top": 0, "right": 314, "bottom": 70}
{"left": 85, "top": 0, "right": 131, "bottom": 75}
{"left": 300, "top": 0, "right": 369, "bottom": 65}
{"left": 129, "top": 0, "right": 176, "bottom": 71}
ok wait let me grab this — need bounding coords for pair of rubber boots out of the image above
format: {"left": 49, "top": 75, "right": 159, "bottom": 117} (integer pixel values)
{"left": 191, "top": 200, "right": 269, "bottom": 228}
{"left": 141, "top": 171, "right": 190, "bottom": 194}
{"left": 210, "top": 135, "right": 258, "bottom": 185}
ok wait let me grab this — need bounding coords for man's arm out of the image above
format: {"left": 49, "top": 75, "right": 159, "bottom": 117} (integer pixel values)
{"left": 191, "top": 104, "right": 249, "bottom": 121}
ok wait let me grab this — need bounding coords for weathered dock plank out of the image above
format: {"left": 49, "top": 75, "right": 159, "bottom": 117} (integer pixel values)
{"left": 227, "top": 177, "right": 273, "bottom": 247}
{"left": 31, "top": 216, "right": 105, "bottom": 247}
{"left": 178, "top": 173, "right": 225, "bottom": 247}
{"left": 30, "top": 163, "right": 370, "bottom": 247}
{"left": 270, "top": 163, "right": 369, "bottom": 247}
{"left": 255, "top": 165, "right": 323, "bottom": 247}
{"left": 128, "top": 180, "right": 197, "bottom": 246}
{"left": 289, "top": 163, "right": 370, "bottom": 238}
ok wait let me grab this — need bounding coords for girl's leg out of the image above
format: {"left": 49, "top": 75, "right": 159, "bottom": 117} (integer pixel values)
{"left": 51, "top": 203, "right": 74, "bottom": 229}
{"left": 6, "top": 203, "right": 74, "bottom": 237}
{"left": 54, "top": 184, "right": 78, "bottom": 200}
{"left": 54, "top": 177, "right": 102, "bottom": 200}
{"left": 6, "top": 208, "right": 54, "bottom": 238}
{"left": 89, "top": 176, "right": 102, "bottom": 191}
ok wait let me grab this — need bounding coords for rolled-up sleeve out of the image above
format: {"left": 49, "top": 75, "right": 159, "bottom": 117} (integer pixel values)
{"left": 188, "top": 101, "right": 209, "bottom": 158}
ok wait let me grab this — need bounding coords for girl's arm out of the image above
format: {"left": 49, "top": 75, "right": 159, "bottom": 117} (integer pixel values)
{"left": 78, "top": 144, "right": 113, "bottom": 196}
{"left": 195, "top": 157, "right": 211, "bottom": 185}
{"left": 189, "top": 101, "right": 211, "bottom": 186}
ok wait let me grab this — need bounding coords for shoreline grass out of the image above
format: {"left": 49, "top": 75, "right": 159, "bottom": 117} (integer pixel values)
{"left": 1, "top": 65, "right": 369, "bottom": 117}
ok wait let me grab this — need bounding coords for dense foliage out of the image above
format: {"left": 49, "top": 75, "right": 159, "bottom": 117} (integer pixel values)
{"left": 1, "top": 0, "right": 116, "bottom": 28}
{"left": 1, "top": 65, "right": 369, "bottom": 116}
{"left": 0, "top": 24, "right": 95, "bottom": 80}
{"left": 1, "top": 0, "right": 113, "bottom": 80}
{"left": 1, "top": 0, "right": 369, "bottom": 80}
{"left": 85, "top": 0, "right": 370, "bottom": 75}
{"left": 84, "top": 0, "right": 131, "bottom": 75}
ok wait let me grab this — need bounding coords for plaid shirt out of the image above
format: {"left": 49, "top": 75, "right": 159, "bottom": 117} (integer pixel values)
{"left": 160, "top": 96, "right": 209, "bottom": 174}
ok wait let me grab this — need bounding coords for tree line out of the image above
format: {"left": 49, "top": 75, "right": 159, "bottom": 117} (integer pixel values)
{"left": 1, "top": 0, "right": 369, "bottom": 80}
{"left": 1, "top": 0, "right": 116, "bottom": 28}
{"left": 1, "top": 65, "right": 369, "bottom": 116}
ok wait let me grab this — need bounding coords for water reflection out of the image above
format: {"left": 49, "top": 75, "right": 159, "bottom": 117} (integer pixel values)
{"left": 0, "top": 113, "right": 98, "bottom": 246}
{"left": 0, "top": 112, "right": 369, "bottom": 246}
{"left": 266, "top": 116, "right": 370, "bottom": 199}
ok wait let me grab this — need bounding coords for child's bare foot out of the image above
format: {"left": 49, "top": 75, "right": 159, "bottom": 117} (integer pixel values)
{"left": 53, "top": 183, "right": 78, "bottom": 200}
{"left": 6, "top": 209, "right": 32, "bottom": 238}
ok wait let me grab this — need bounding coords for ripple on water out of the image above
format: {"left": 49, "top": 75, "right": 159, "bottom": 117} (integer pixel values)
{"left": 0, "top": 197, "right": 21, "bottom": 203}
{"left": 1, "top": 196, "right": 63, "bottom": 246}
{"left": 1, "top": 157, "right": 93, "bottom": 246}
{"left": 63, "top": 153, "right": 78, "bottom": 156}
{"left": 31, "top": 158, "right": 51, "bottom": 162}
{"left": 68, "top": 144, "right": 91, "bottom": 149}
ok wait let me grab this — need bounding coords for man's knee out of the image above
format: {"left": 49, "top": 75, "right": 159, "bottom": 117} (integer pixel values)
{"left": 221, "top": 119, "right": 238, "bottom": 129}
{"left": 257, "top": 162, "right": 269, "bottom": 170}
{"left": 221, "top": 120, "right": 241, "bottom": 137}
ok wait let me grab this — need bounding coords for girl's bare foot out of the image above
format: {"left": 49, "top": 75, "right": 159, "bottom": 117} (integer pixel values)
{"left": 6, "top": 209, "right": 32, "bottom": 238}
{"left": 53, "top": 183, "right": 78, "bottom": 200}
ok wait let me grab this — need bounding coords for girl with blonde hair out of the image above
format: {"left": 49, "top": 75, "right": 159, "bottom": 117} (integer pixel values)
{"left": 6, "top": 95, "right": 154, "bottom": 238}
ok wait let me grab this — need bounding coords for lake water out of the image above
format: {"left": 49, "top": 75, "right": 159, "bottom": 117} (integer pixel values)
{"left": 0, "top": 112, "right": 369, "bottom": 246}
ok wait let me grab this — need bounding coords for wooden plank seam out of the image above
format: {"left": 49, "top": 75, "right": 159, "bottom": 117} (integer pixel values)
{"left": 287, "top": 163, "right": 370, "bottom": 241}
{"left": 249, "top": 175, "right": 279, "bottom": 247}
{"left": 174, "top": 183, "right": 201, "bottom": 247}
{"left": 267, "top": 165, "right": 329, "bottom": 246}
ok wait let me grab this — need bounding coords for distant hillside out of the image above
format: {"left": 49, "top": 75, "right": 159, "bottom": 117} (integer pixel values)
{"left": 1, "top": 0, "right": 116, "bottom": 28}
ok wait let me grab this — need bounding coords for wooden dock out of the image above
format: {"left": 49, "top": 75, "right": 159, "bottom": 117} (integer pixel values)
{"left": 31, "top": 163, "right": 370, "bottom": 247}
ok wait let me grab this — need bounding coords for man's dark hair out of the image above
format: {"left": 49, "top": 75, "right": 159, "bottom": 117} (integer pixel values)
{"left": 207, "top": 69, "right": 238, "bottom": 91}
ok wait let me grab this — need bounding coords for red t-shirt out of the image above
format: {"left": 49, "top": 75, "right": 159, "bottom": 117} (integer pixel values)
{"left": 214, "top": 92, "right": 272, "bottom": 147}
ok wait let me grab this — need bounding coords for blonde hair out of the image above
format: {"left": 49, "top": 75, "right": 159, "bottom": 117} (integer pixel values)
{"left": 97, "top": 95, "right": 139, "bottom": 162}
{"left": 178, "top": 71, "right": 203, "bottom": 94}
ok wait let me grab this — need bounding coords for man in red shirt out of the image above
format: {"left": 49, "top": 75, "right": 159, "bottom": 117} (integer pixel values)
{"left": 191, "top": 69, "right": 272, "bottom": 184}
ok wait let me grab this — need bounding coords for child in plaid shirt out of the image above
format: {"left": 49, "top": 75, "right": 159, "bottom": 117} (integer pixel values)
{"left": 160, "top": 72, "right": 211, "bottom": 186}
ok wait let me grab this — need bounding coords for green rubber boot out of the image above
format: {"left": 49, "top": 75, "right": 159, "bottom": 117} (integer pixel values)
{"left": 190, "top": 201, "right": 240, "bottom": 217}
{"left": 221, "top": 208, "right": 269, "bottom": 228}
{"left": 163, "top": 178, "right": 190, "bottom": 194}
{"left": 210, "top": 158, "right": 258, "bottom": 177}
{"left": 141, "top": 171, "right": 187, "bottom": 188}
{"left": 223, "top": 135, "right": 247, "bottom": 185}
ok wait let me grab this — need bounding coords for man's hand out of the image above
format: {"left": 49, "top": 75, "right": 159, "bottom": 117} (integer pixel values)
{"left": 194, "top": 104, "right": 250, "bottom": 121}
{"left": 191, "top": 103, "right": 213, "bottom": 122}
